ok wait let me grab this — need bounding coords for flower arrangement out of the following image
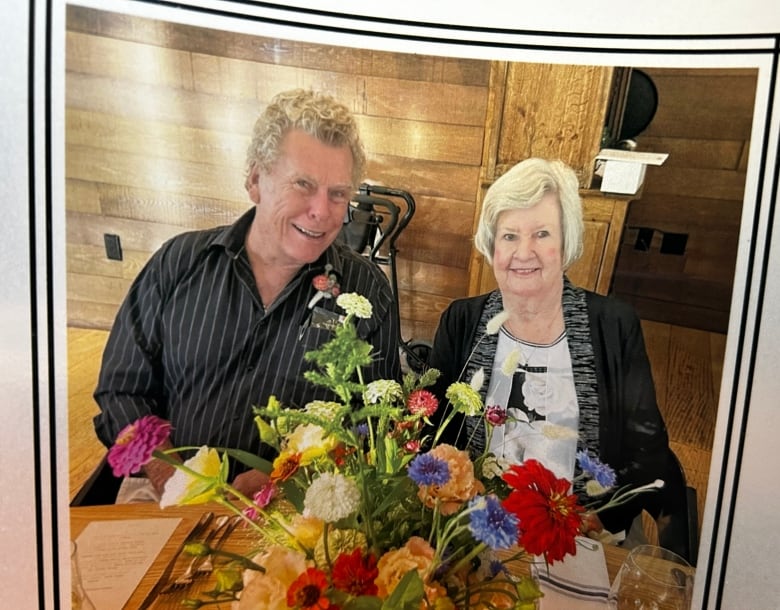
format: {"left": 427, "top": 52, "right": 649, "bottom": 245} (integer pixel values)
{"left": 108, "top": 293, "right": 662, "bottom": 610}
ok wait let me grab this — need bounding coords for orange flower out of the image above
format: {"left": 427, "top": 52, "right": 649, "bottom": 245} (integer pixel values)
{"left": 271, "top": 451, "right": 301, "bottom": 482}
{"left": 376, "top": 537, "right": 447, "bottom": 606}
{"left": 416, "top": 444, "right": 485, "bottom": 515}
{"left": 286, "top": 567, "right": 331, "bottom": 609}
{"left": 237, "top": 547, "right": 310, "bottom": 610}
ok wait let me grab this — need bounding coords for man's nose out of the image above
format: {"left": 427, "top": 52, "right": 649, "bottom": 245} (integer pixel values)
{"left": 308, "top": 188, "right": 330, "bottom": 218}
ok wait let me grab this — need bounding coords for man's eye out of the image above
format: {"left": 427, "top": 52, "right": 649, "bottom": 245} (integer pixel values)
{"left": 295, "top": 179, "right": 313, "bottom": 191}
{"left": 331, "top": 190, "right": 350, "bottom": 203}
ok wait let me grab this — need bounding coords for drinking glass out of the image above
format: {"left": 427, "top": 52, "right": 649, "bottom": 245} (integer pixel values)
{"left": 608, "top": 544, "right": 694, "bottom": 610}
{"left": 71, "top": 541, "right": 96, "bottom": 610}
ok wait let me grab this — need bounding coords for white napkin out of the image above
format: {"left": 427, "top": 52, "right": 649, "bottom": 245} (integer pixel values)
{"left": 532, "top": 537, "right": 610, "bottom": 609}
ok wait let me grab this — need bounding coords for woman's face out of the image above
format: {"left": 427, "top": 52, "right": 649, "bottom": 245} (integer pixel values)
{"left": 491, "top": 192, "right": 564, "bottom": 300}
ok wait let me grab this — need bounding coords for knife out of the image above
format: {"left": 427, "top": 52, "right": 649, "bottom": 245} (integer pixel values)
{"left": 137, "top": 511, "right": 215, "bottom": 610}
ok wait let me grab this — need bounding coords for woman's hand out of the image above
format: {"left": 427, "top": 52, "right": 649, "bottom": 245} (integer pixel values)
{"left": 580, "top": 510, "right": 605, "bottom": 536}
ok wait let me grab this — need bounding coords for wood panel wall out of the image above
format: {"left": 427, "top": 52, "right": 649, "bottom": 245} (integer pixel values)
{"left": 611, "top": 68, "right": 757, "bottom": 333}
{"left": 65, "top": 6, "right": 492, "bottom": 343}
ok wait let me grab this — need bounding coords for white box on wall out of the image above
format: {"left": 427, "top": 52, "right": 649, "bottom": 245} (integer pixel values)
{"left": 595, "top": 149, "right": 669, "bottom": 195}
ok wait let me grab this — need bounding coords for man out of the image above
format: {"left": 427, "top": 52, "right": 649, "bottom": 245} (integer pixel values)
{"left": 93, "top": 89, "right": 401, "bottom": 500}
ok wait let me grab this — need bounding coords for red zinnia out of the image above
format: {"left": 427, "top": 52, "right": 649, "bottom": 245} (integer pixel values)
{"left": 107, "top": 415, "right": 172, "bottom": 477}
{"left": 501, "top": 459, "right": 584, "bottom": 564}
{"left": 331, "top": 548, "right": 379, "bottom": 596}
{"left": 287, "top": 567, "right": 331, "bottom": 609}
{"left": 406, "top": 389, "right": 439, "bottom": 417}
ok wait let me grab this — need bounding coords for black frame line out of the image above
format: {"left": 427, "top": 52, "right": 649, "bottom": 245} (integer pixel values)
{"left": 41, "top": 3, "right": 780, "bottom": 609}
{"left": 28, "top": 0, "right": 45, "bottom": 605}
{"left": 70, "top": 0, "right": 779, "bottom": 56}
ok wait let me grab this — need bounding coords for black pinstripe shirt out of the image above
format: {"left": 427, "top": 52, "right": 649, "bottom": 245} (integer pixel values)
{"left": 93, "top": 208, "right": 401, "bottom": 462}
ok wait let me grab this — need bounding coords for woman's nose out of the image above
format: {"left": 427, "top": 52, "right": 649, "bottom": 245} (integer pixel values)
{"left": 512, "top": 238, "right": 533, "bottom": 259}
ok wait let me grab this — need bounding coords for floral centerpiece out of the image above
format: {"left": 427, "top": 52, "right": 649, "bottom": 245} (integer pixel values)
{"left": 108, "top": 293, "right": 662, "bottom": 610}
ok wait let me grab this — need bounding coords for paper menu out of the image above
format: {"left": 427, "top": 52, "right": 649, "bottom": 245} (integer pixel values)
{"left": 75, "top": 518, "right": 181, "bottom": 610}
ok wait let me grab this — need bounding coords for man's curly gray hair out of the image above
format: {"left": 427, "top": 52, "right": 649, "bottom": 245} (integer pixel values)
{"left": 245, "top": 88, "right": 366, "bottom": 188}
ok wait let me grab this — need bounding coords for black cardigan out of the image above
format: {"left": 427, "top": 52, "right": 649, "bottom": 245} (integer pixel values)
{"left": 427, "top": 284, "right": 686, "bottom": 538}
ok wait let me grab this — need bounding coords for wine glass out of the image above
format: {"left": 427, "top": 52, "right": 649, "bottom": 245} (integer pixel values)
{"left": 608, "top": 544, "right": 694, "bottom": 610}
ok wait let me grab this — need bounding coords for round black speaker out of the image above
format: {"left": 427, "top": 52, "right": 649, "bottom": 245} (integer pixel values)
{"left": 619, "top": 69, "right": 659, "bottom": 141}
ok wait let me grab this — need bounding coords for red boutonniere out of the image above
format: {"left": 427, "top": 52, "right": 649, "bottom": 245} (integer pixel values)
{"left": 308, "top": 264, "right": 341, "bottom": 309}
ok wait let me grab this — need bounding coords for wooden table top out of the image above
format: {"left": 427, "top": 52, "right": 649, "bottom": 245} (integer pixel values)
{"left": 70, "top": 503, "right": 631, "bottom": 609}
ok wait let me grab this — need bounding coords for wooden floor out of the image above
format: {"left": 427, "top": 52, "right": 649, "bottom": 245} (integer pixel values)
{"left": 67, "top": 322, "right": 725, "bottom": 529}
{"left": 640, "top": 319, "right": 725, "bottom": 541}
{"left": 68, "top": 327, "right": 108, "bottom": 501}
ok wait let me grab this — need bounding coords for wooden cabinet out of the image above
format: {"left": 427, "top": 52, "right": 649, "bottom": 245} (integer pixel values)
{"left": 483, "top": 61, "right": 618, "bottom": 188}
{"left": 468, "top": 191, "right": 631, "bottom": 296}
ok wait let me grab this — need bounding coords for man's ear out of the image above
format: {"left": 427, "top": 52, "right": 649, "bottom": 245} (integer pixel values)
{"left": 246, "top": 162, "right": 261, "bottom": 204}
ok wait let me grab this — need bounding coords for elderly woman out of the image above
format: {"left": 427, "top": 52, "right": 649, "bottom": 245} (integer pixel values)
{"left": 428, "top": 157, "right": 686, "bottom": 547}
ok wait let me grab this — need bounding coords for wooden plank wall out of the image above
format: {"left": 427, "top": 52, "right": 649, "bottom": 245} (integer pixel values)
{"left": 612, "top": 68, "right": 757, "bottom": 333}
{"left": 65, "top": 6, "right": 492, "bottom": 342}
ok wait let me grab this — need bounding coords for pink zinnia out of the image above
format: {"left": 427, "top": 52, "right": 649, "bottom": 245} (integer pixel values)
{"left": 485, "top": 405, "right": 508, "bottom": 425}
{"left": 404, "top": 440, "right": 422, "bottom": 453}
{"left": 407, "top": 389, "right": 438, "bottom": 417}
{"left": 243, "top": 482, "right": 278, "bottom": 521}
{"left": 107, "top": 415, "right": 172, "bottom": 477}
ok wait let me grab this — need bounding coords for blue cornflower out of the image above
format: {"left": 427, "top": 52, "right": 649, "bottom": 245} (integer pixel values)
{"left": 468, "top": 495, "right": 518, "bottom": 550}
{"left": 354, "top": 423, "right": 369, "bottom": 437}
{"left": 577, "top": 450, "right": 617, "bottom": 489}
{"left": 408, "top": 453, "right": 450, "bottom": 486}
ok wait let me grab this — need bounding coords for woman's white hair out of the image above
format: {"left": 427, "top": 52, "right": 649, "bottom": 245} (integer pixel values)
{"left": 474, "top": 158, "right": 583, "bottom": 269}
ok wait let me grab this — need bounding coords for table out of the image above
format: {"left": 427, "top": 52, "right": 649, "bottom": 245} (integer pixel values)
{"left": 70, "top": 503, "right": 631, "bottom": 608}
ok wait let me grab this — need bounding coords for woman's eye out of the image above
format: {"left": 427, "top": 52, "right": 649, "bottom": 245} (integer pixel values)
{"left": 537, "top": 230, "right": 550, "bottom": 238}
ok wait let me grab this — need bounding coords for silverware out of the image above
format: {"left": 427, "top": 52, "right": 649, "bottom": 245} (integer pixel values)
{"left": 137, "top": 511, "right": 215, "bottom": 610}
{"left": 195, "top": 515, "right": 242, "bottom": 575}
{"left": 162, "top": 515, "right": 231, "bottom": 591}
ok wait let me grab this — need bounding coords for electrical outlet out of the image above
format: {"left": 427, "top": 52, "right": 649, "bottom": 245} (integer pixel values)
{"left": 660, "top": 232, "right": 688, "bottom": 255}
{"left": 104, "top": 233, "right": 123, "bottom": 261}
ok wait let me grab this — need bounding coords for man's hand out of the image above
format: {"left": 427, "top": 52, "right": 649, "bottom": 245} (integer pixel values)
{"left": 231, "top": 469, "right": 272, "bottom": 499}
{"left": 142, "top": 439, "right": 180, "bottom": 496}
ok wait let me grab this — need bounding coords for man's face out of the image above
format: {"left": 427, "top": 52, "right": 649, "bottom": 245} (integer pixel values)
{"left": 247, "top": 129, "right": 354, "bottom": 268}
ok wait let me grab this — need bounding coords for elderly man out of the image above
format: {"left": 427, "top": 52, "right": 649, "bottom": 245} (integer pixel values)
{"left": 94, "top": 89, "right": 401, "bottom": 500}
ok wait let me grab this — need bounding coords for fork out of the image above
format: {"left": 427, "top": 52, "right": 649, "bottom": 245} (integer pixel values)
{"left": 195, "top": 515, "right": 242, "bottom": 575}
{"left": 161, "top": 515, "right": 230, "bottom": 592}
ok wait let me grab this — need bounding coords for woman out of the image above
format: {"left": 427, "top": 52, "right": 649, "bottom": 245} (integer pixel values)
{"left": 428, "top": 158, "right": 686, "bottom": 545}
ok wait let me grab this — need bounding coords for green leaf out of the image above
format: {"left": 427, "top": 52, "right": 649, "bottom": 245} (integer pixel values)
{"left": 220, "top": 448, "right": 274, "bottom": 474}
{"left": 278, "top": 478, "right": 305, "bottom": 512}
{"left": 344, "top": 596, "right": 384, "bottom": 610}
{"left": 381, "top": 570, "right": 424, "bottom": 610}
